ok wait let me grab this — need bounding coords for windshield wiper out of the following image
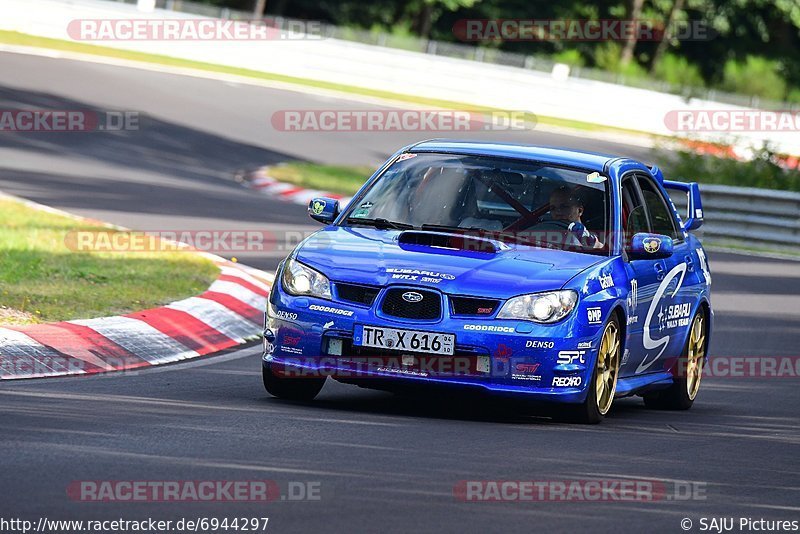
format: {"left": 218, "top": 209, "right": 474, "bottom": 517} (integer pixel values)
{"left": 345, "top": 217, "right": 414, "bottom": 230}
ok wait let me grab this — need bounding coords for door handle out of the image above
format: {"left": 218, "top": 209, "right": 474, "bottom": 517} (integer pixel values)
{"left": 654, "top": 262, "right": 666, "bottom": 280}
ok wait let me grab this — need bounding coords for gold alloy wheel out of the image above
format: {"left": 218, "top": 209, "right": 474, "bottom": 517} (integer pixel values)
{"left": 595, "top": 322, "right": 621, "bottom": 415}
{"left": 686, "top": 314, "right": 706, "bottom": 400}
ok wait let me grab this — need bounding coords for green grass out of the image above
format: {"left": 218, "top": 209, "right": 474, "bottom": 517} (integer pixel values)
{"left": 0, "top": 30, "right": 657, "bottom": 138}
{"left": 268, "top": 163, "right": 374, "bottom": 196}
{"left": 0, "top": 199, "right": 219, "bottom": 325}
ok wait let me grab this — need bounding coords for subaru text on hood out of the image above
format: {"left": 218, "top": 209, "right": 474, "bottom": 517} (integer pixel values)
{"left": 262, "top": 140, "right": 712, "bottom": 423}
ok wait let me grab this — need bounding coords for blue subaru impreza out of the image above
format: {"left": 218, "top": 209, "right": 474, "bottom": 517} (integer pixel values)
{"left": 262, "top": 140, "right": 712, "bottom": 423}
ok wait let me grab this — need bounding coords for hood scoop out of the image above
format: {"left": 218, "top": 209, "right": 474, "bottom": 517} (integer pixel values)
{"left": 397, "top": 230, "right": 507, "bottom": 254}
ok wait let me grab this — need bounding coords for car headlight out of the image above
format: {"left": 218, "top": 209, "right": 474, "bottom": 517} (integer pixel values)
{"left": 497, "top": 290, "right": 578, "bottom": 323}
{"left": 281, "top": 258, "right": 332, "bottom": 299}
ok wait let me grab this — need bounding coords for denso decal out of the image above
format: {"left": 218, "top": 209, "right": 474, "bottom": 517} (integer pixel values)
{"left": 525, "top": 340, "right": 554, "bottom": 349}
{"left": 637, "top": 262, "right": 687, "bottom": 374}
{"left": 276, "top": 310, "right": 298, "bottom": 321}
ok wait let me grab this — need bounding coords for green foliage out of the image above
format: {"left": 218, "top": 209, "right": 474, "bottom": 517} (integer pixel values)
{"left": 660, "top": 144, "right": 800, "bottom": 192}
{"left": 187, "top": 0, "right": 800, "bottom": 101}
{"left": 594, "top": 42, "right": 648, "bottom": 79}
{"left": 721, "top": 56, "right": 788, "bottom": 101}
{"left": 552, "top": 49, "right": 585, "bottom": 67}
{"left": 653, "top": 54, "right": 705, "bottom": 88}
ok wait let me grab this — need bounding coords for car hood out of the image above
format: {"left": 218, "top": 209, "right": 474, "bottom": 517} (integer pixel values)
{"left": 294, "top": 227, "right": 605, "bottom": 299}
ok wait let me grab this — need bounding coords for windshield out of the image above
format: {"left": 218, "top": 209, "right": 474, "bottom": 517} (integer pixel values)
{"left": 341, "top": 152, "right": 609, "bottom": 255}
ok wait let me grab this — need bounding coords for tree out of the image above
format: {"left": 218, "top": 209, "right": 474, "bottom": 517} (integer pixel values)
{"left": 254, "top": 0, "right": 266, "bottom": 17}
{"left": 406, "top": 0, "right": 478, "bottom": 38}
{"left": 621, "top": 0, "right": 645, "bottom": 65}
{"left": 650, "top": 0, "right": 686, "bottom": 72}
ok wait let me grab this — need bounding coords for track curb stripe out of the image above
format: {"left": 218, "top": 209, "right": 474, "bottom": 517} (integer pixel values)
{"left": 125, "top": 308, "right": 236, "bottom": 355}
{"left": 0, "top": 193, "right": 273, "bottom": 380}
{"left": 238, "top": 168, "right": 351, "bottom": 206}
{"left": 198, "top": 291, "right": 263, "bottom": 325}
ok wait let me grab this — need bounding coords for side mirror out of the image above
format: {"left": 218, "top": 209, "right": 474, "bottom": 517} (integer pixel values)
{"left": 630, "top": 233, "right": 674, "bottom": 260}
{"left": 308, "top": 197, "right": 340, "bottom": 224}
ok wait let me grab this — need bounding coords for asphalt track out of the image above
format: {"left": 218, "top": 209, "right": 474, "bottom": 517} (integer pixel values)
{"left": 1, "top": 51, "right": 799, "bottom": 533}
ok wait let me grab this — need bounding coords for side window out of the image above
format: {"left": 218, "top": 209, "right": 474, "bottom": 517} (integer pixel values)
{"left": 637, "top": 177, "right": 680, "bottom": 240}
{"left": 621, "top": 176, "right": 647, "bottom": 238}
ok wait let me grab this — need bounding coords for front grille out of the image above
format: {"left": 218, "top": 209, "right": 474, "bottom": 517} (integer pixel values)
{"left": 451, "top": 296, "right": 500, "bottom": 316}
{"left": 380, "top": 288, "right": 441, "bottom": 320}
{"left": 336, "top": 339, "right": 490, "bottom": 381}
{"left": 336, "top": 283, "right": 380, "bottom": 306}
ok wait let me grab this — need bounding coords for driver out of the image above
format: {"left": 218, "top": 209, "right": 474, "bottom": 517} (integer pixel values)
{"left": 542, "top": 186, "right": 602, "bottom": 248}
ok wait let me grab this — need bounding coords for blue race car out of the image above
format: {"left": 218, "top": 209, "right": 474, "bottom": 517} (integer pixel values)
{"left": 262, "top": 141, "right": 712, "bottom": 423}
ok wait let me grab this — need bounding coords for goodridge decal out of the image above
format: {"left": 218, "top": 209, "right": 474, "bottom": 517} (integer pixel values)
{"left": 309, "top": 305, "right": 354, "bottom": 317}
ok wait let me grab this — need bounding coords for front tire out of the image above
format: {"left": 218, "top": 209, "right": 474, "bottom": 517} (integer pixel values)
{"left": 643, "top": 307, "right": 707, "bottom": 410}
{"left": 557, "top": 316, "right": 621, "bottom": 424}
{"left": 262, "top": 362, "right": 326, "bottom": 401}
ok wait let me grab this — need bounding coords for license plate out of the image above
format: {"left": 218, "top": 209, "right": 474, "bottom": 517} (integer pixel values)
{"left": 354, "top": 325, "right": 455, "bottom": 355}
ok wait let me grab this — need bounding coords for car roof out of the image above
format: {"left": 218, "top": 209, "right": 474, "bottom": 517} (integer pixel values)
{"left": 408, "top": 139, "right": 622, "bottom": 172}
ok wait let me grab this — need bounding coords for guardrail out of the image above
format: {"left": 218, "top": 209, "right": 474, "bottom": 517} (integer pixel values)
{"left": 677, "top": 185, "right": 800, "bottom": 253}
{"left": 117, "top": 0, "right": 799, "bottom": 112}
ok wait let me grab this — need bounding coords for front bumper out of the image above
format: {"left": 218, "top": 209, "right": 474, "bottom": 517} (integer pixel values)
{"left": 262, "top": 284, "right": 607, "bottom": 404}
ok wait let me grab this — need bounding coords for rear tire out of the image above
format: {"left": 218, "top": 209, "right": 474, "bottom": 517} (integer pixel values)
{"left": 556, "top": 315, "right": 621, "bottom": 424}
{"left": 643, "top": 307, "right": 707, "bottom": 410}
{"left": 262, "top": 362, "right": 326, "bottom": 401}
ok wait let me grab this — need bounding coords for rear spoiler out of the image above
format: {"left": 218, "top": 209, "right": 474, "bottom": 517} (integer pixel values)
{"left": 649, "top": 165, "right": 704, "bottom": 231}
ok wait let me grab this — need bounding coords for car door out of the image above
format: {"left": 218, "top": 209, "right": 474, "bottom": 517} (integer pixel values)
{"left": 619, "top": 174, "right": 659, "bottom": 377}
{"left": 631, "top": 173, "right": 693, "bottom": 376}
